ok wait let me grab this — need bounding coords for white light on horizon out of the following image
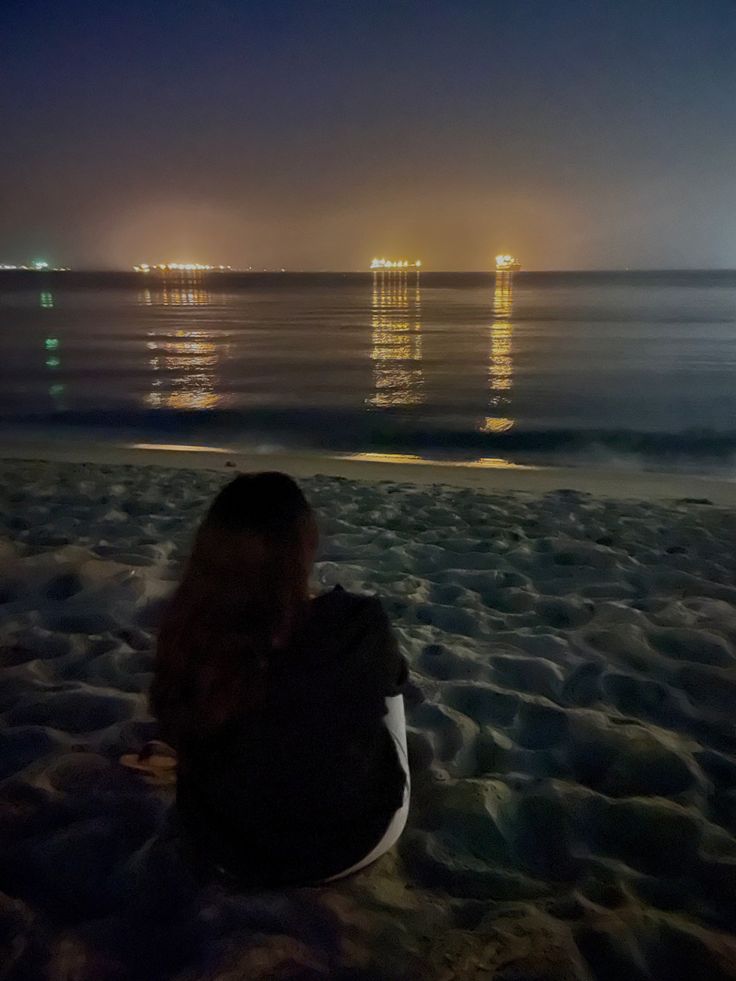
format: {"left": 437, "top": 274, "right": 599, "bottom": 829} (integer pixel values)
{"left": 370, "top": 258, "right": 422, "bottom": 270}
{"left": 133, "top": 262, "right": 235, "bottom": 273}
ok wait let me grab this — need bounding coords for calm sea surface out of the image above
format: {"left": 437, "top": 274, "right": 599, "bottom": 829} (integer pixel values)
{"left": 1, "top": 270, "right": 735, "bottom": 473}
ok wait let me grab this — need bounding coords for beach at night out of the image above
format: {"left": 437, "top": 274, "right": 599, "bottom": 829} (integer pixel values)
{"left": 3, "top": 0, "right": 736, "bottom": 977}
{"left": 1, "top": 448, "right": 735, "bottom": 977}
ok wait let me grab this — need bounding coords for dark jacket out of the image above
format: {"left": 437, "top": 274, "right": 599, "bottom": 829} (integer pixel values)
{"left": 173, "top": 587, "right": 408, "bottom": 886}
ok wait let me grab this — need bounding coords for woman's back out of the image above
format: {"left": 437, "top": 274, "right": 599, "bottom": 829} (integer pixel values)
{"left": 171, "top": 586, "right": 408, "bottom": 886}
{"left": 151, "top": 473, "right": 409, "bottom": 887}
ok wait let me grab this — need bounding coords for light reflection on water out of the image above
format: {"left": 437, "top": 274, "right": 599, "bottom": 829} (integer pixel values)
{"left": 480, "top": 272, "right": 515, "bottom": 434}
{"left": 138, "top": 270, "right": 220, "bottom": 308}
{"left": 139, "top": 286, "right": 213, "bottom": 307}
{"left": 341, "top": 452, "right": 533, "bottom": 470}
{"left": 146, "top": 330, "right": 223, "bottom": 410}
{"left": 367, "top": 271, "right": 424, "bottom": 408}
{"left": 40, "top": 292, "right": 67, "bottom": 408}
{"left": 139, "top": 273, "right": 227, "bottom": 410}
{"left": 2, "top": 271, "right": 734, "bottom": 470}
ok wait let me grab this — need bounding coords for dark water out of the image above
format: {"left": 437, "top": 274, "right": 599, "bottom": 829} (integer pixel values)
{"left": 1, "top": 269, "right": 735, "bottom": 473}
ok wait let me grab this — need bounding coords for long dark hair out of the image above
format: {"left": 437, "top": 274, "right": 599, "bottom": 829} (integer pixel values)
{"left": 150, "top": 472, "right": 316, "bottom": 745}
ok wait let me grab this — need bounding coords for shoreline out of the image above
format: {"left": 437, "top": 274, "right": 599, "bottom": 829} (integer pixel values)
{"left": 0, "top": 437, "right": 734, "bottom": 504}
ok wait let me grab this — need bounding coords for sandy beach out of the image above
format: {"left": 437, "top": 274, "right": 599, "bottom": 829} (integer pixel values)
{"left": 2, "top": 449, "right": 736, "bottom": 980}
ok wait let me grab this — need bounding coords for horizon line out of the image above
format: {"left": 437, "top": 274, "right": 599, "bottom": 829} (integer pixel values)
{"left": 2, "top": 266, "right": 736, "bottom": 275}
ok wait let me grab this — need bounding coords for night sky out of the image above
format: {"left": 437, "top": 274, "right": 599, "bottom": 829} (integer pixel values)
{"left": 2, "top": 0, "right": 735, "bottom": 271}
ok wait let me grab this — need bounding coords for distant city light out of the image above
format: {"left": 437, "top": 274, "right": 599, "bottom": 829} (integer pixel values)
{"left": 495, "top": 254, "right": 521, "bottom": 272}
{"left": 0, "top": 261, "right": 69, "bottom": 271}
{"left": 370, "top": 258, "right": 422, "bottom": 270}
{"left": 133, "top": 262, "right": 233, "bottom": 273}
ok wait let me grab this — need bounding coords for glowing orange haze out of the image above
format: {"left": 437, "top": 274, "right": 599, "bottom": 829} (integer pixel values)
{"left": 95, "top": 188, "right": 594, "bottom": 272}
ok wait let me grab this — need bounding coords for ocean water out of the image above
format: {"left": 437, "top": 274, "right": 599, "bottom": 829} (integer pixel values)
{"left": 0, "top": 269, "right": 735, "bottom": 473}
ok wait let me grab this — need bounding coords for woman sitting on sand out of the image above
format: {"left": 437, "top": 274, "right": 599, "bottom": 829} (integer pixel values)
{"left": 150, "top": 472, "right": 409, "bottom": 887}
